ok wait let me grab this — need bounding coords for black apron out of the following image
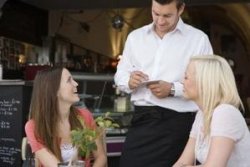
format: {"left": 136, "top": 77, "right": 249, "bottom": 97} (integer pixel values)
{"left": 119, "top": 106, "right": 195, "bottom": 167}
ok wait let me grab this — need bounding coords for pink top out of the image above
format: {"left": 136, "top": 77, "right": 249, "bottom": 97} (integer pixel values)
{"left": 25, "top": 108, "right": 96, "bottom": 167}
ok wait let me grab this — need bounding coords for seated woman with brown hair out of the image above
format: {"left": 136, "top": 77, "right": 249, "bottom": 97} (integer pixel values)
{"left": 25, "top": 67, "right": 107, "bottom": 167}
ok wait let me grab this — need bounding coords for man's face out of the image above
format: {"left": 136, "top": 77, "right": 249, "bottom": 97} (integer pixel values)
{"left": 151, "top": 0, "right": 184, "bottom": 36}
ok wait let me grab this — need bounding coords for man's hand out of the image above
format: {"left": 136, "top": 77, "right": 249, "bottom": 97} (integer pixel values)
{"left": 147, "top": 80, "right": 172, "bottom": 98}
{"left": 128, "top": 71, "right": 148, "bottom": 89}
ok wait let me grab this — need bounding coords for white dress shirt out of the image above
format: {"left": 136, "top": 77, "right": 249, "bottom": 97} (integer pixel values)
{"left": 114, "top": 19, "right": 213, "bottom": 112}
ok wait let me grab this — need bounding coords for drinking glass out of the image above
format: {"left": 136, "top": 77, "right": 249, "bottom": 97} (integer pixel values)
{"left": 58, "top": 160, "right": 85, "bottom": 167}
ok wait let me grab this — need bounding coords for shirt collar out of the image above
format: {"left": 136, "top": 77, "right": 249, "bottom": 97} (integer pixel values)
{"left": 146, "top": 18, "right": 186, "bottom": 35}
{"left": 175, "top": 18, "right": 186, "bottom": 34}
{"left": 147, "top": 23, "right": 154, "bottom": 33}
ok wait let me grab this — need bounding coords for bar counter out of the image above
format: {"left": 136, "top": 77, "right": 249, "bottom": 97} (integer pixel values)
{"left": 0, "top": 79, "right": 25, "bottom": 85}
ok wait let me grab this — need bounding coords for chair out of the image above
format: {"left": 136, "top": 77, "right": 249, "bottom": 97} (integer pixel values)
{"left": 21, "top": 137, "right": 35, "bottom": 167}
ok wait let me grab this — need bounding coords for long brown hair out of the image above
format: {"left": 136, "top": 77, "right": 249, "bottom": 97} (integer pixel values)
{"left": 29, "top": 67, "right": 83, "bottom": 161}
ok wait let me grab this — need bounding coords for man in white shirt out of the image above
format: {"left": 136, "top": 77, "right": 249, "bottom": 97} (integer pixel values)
{"left": 114, "top": 0, "right": 213, "bottom": 166}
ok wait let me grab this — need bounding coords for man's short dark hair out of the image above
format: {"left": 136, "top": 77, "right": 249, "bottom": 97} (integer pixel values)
{"left": 154, "top": 0, "right": 184, "bottom": 9}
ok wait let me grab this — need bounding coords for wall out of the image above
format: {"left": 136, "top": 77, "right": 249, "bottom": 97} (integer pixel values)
{"left": 48, "top": 8, "right": 151, "bottom": 58}
{"left": 0, "top": 0, "right": 48, "bottom": 46}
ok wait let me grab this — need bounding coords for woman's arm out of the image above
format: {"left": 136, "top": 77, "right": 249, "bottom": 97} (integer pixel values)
{"left": 35, "top": 148, "right": 60, "bottom": 167}
{"left": 173, "top": 137, "right": 196, "bottom": 167}
{"left": 25, "top": 121, "right": 60, "bottom": 167}
{"left": 92, "top": 133, "right": 107, "bottom": 167}
{"left": 202, "top": 136, "right": 234, "bottom": 167}
{"left": 182, "top": 136, "right": 234, "bottom": 167}
{"left": 174, "top": 137, "right": 234, "bottom": 167}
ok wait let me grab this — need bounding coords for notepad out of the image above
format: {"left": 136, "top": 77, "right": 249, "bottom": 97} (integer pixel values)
{"left": 140, "top": 80, "right": 160, "bottom": 87}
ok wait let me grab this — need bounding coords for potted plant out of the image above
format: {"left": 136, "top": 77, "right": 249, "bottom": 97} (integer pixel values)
{"left": 70, "top": 112, "right": 119, "bottom": 165}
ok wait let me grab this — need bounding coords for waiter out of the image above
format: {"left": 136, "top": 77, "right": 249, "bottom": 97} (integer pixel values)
{"left": 114, "top": 0, "right": 213, "bottom": 166}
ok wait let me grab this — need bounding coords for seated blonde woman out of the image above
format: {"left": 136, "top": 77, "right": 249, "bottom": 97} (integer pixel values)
{"left": 173, "top": 55, "right": 250, "bottom": 167}
{"left": 25, "top": 67, "right": 107, "bottom": 167}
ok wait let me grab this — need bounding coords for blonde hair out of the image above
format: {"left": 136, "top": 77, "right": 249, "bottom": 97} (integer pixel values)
{"left": 190, "top": 55, "right": 244, "bottom": 136}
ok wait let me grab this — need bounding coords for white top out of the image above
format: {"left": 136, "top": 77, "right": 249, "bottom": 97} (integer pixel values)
{"left": 190, "top": 104, "right": 250, "bottom": 166}
{"left": 114, "top": 19, "right": 213, "bottom": 112}
{"left": 61, "top": 143, "right": 77, "bottom": 162}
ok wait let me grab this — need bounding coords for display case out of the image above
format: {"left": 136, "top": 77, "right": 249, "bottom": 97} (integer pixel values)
{"left": 72, "top": 72, "right": 115, "bottom": 112}
{"left": 73, "top": 72, "right": 132, "bottom": 110}
{"left": 72, "top": 72, "right": 134, "bottom": 129}
{"left": 72, "top": 72, "right": 133, "bottom": 166}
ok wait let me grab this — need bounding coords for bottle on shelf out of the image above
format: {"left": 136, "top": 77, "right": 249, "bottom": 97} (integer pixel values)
{"left": 0, "top": 63, "right": 2, "bottom": 80}
{"left": 114, "top": 86, "right": 130, "bottom": 112}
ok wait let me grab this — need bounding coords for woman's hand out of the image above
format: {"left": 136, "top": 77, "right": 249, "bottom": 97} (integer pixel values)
{"left": 92, "top": 134, "right": 107, "bottom": 167}
{"left": 35, "top": 148, "right": 60, "bottom": 167}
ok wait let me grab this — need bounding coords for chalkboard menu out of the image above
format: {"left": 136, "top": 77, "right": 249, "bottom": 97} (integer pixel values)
{"left": 0, "top": 82, "right": 26, "bottom": 166}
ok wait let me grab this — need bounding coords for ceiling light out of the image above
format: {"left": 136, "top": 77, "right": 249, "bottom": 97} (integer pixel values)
{"left": 112, "top": 14, "right": 124, "bottom": 30}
